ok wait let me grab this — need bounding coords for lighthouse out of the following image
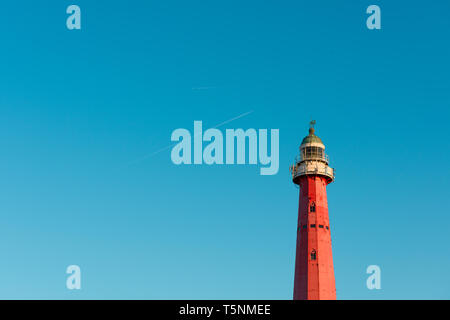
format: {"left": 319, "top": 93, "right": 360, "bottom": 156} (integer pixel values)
{"left": 289, "top": 121, "right": 336, "bottom": 300}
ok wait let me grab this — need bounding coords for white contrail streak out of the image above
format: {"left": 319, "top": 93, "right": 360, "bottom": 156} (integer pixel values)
{"left": 126, "top": 110, "right": 254, "bottom": 166}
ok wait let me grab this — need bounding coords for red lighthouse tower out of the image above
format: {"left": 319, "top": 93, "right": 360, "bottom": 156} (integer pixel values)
{"left": 290, "top": 121, "right": 336, "bottom": 300}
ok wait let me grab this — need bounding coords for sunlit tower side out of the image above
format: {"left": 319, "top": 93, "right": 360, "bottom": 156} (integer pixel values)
{"left": 289, "top": 121, "right": 336, "bottom": 300}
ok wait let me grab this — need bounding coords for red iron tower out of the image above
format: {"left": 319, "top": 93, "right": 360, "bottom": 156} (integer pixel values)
{"left": 290, "top": 121, "right": 336, "bottom": 300}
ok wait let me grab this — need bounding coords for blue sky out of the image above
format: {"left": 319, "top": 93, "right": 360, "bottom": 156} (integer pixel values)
{"left": 0, "top": 0, "right": 449, "bottom": 299}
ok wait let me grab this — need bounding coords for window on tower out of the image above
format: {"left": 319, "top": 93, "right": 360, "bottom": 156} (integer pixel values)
{"left": 318, "top": 148, "right": 324, "bottom": 159}
{"left": 310, "top": 202, "right": 316, "bottom": 212}
{"left": 311, "top": 249, "right": 317, "bottom": 260}
{"left": 302, "top": 147, "right": 324, "bottom": 160}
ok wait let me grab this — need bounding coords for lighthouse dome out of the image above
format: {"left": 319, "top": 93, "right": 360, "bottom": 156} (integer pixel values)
{"left": 301, "top": 128, "right": 323, "bottom": 146}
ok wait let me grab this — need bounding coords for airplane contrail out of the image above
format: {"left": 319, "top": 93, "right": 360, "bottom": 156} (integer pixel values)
{"left": 126, "top": 110, "right": 254, "bottom": 166}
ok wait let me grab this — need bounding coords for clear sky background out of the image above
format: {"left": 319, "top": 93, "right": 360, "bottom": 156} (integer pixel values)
{"left": 0, "top": 0, "right": 449, "bottom": 299}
